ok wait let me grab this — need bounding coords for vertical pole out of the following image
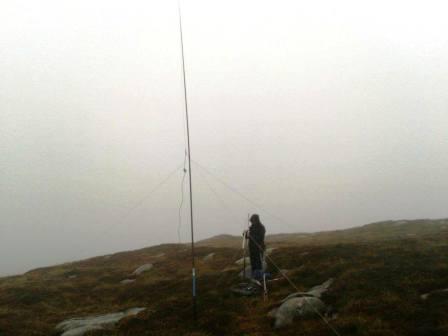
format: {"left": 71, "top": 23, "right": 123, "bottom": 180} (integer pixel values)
{"left": 242, "top": 217, "right": 247, "bottom": 279}
{"left": 243, "top": 214, "right": 250, "bottom": 279}
{"left": 178, "top": 2, "right": 197, "bottom": 321}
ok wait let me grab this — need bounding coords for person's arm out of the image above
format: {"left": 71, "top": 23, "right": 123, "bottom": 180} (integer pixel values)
{"left": 261, "top": 226, "right": 266, "bottom": 250}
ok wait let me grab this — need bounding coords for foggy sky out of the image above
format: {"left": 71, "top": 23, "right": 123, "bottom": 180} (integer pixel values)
{"left": 1, "top": 0, "right": 448, "bottom": 276}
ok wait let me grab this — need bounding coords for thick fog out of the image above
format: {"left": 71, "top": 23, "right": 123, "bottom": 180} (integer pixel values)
{"left": 1, "top": 0, "right": 448, "bottom": 276}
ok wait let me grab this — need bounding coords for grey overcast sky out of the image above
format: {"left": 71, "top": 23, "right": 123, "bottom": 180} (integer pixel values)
{"left": 1, "top": 0, "right": 448, "bottom": 276}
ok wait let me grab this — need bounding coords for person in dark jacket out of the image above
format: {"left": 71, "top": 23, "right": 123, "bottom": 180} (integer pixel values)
{"left": 248, "top": 214, "right": 266, "bottom": 280}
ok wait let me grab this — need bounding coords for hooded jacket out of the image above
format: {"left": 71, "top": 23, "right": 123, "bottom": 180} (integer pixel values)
{"left": 249, "top": 220, "right": 265, "bottom": 251}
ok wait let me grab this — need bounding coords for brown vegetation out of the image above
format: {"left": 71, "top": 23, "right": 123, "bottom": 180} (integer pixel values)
{"left": 1, "top": 219, "right": 448, "bottom": 335}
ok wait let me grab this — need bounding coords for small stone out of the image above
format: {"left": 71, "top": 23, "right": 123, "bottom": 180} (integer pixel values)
{"left": 265, "top": 247, "right": 276, "bottom": 256}
{"left": 132, "top": 264, "right": 153, "bottom": 276}
{"left": 203, "top": 253, "right": 215, "bottom": 262}
{"left": 420, "top": 288, "right": 448, "bottom": 300}
{"left": 421, "top": 293, "right": 430, "bottom": 300}
{"left": 120, "top": 279, "right": 136, "bottom": 285}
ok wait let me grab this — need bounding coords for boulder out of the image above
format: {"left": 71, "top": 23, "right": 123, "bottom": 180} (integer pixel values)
{"left": 55, "top": 308, "right": 145, "bottom": 336}
{"left": 305, "top": 278, "right": 334, "bottom": 298}
{"left": 269, "top": 279, "right": 333, "bottom": 328}
{"left": 281, "top": 279, "right": 333, "bottom": 302}
{"left": 271, "top": 296, "right": 326, "bottom": 328}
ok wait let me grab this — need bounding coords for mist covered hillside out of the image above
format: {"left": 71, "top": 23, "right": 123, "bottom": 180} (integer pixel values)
{"left": 1, "top": 218, "right": 448, "bottom": 335}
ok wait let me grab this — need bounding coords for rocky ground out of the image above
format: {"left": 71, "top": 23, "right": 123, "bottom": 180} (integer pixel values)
{"left": 1, "top": 219, "right": 448, "bottom": 335}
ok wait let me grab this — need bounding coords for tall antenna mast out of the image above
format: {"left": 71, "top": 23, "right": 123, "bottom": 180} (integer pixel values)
{"left": 178, "top": 2, "right": 197, "bottom": 321}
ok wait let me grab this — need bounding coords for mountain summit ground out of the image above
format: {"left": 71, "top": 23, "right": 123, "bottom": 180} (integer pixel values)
{"left": 1, "top": 218, "right": 448, "bottom": 335}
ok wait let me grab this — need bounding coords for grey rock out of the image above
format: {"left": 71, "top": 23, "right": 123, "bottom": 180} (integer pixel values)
{"left": 306, "top": 278, "right": 334, "bottom": 298}
{"left": 270, "top": 279, "right": 333, "bottom": 328}
{"left": 421, "top": 288, "right": 448, "bottom": 300}
{"left": 272, "top": 296, "right": 326, "bottom": 328}
{"left": 120, "top": 279, "right": 136, "bottom": 285}
{"left": 132, "top": 263, "right": 153, "bottom": 276}
{"left": 421, "top": 293, "right": 430, "bottom": 300}
{"left": 203, "top": 253, "right": 215, "bottom": 262}
{"left": 235, "top": 256, "right": 251, "bottom": 265}
{"left": 59, "top": 325, "right": 104, "bottom": 336}
{"left": 281, "top": 279, "right": 333, "bottom": 303}
{"left": 265, "top": 247, "right": 276, "bottom": 256}
{"left": 278, "top": 269, "right": 290, "bottom": 276}
{"left": 56, "top": 308, "right": 145, "bottom": 336}
{"left": 239, "top": 261, "right": 267, "bottom": 279}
